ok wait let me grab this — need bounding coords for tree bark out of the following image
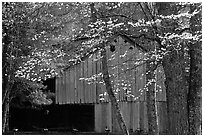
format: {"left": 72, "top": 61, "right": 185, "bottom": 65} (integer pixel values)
{"left": 146, "top": 60, "right": 159, "bottom": 134}
{"left": 162, "top": 49, "right": 189, "bottom": 134}
{"left": 2, "top": 90, "right": 10, "bottom": 133}
{"left": 188, "top": 46, "right": 202, "bottom": 135}
{"left": 187, "top": 4, "right": 202, "bottom": 135}
{"left": 101, "top": 47, "right": 129, "bottom": 135}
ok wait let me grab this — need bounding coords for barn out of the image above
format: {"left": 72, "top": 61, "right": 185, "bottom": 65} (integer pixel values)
{"left": 55, "top": 34, "right": 167, "bottom": 134}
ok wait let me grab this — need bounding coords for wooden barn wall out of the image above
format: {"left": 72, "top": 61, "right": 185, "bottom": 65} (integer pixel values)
{"left": 95, "top": 101, "right": 167, "bottom": 133}
{"left": 55, "top": 36, "right": 167, "bottom": 133}
{"left": 55, "top": 36, "right": 166, "bottom": 104}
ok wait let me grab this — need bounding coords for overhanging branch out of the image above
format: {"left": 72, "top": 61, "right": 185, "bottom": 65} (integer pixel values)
{"left": 139, "top": 2, "right": 164, "bottom": 49}
{"left": 100, "top": 14, "right": 138, "bottom": 22}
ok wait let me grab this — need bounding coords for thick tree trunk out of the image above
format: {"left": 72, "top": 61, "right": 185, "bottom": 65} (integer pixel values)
{"left": 162, "top": 49, "right": 189, "bottom": 134}
{"left": 187, "top": 4, "right": 202, "bottom": 135}
{"left": 188, "top": 45, "right": 202, "bottom": 135}
{"left": 146, "top": 61, "right": 159, "bottom": 135}
{"left": 101, "top": 47, "right": 129, "bottom": 135}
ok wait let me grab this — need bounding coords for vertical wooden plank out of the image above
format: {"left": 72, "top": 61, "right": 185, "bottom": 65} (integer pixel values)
{"left": 143, "top": 101, "right": 148, "bottom": 131}
{"left": 55, "top": 77, "right": 58, "bottom": 104}
{"left": 132, "top": 47, "right": 137, "bottom": 102}
{"left": 120, "top": 38, "right": 130, "bottom": 102}
{"left": 66, "top": 69, "right": 70, "bottom": 103}
{"left": 59, "top": 76, "right": 63, "bottom": 104}
{"left": 87, "top": 58, "right": 90, "bottom": 103}
{"left": 59, "top": 75, "right": 63, "bottom": 104}
{"left": 90, "top": 56, "right": 94, "bottom": 103}
{"left": 74, "top": 66, "right": 77, "bottom": 103}
{"left": 100, "top": 55, "right": 106, "bottom": 102}
{"left": 81, "top": 62, "right": 85, "bottom": 103}
{"left": 95, "top": 54, "right": 98, "bottom": 103}
{"left": 68, "top": 69, "right": 72, "bottom": 104}
{"left": 99, "top": 54, "right": 103, "bottom": 103}
{"left": 124, "top": 102, "right": 130, "bottom": 130}
{"left": 59, "top": 76, "right": 62, "bottom": 104}
{"left": 139, "top": 101, "right": 144, "bottom": 131}
{"left": 84, "top": 59, "right": 88, "bottom": 103}
{"left": 55, "top": 77, "right": 59, "bottom": 104}
{"left": 107, "top": 102, "right": 112, "bottom": 131}
{"left": 74, "top": 65, "right": 77, "bottom": 103}
{"left": 135, "top": 60, "right": 140, "bottom": 101}
{"left": 64, "top": 71, "right": 67, "bottom": 104}
{"left": 95, "top": 103, "right": 101, "bottom": 132}
{"left": 96, "top": 52, "right": 101, "bottom": 103}
{"left": 69, "top": 68, "right": 72, "bottom": 104}
{"left": 124, "top": 46, "right": 129, "bottom": 102}
{"left": 73, "top": 66, "right": 76, "bottom": 104}
{"left": 75, "top": 64, "right": 79, "bottom": 103}
{"left": 143, "top": 61, "right": 147, "bottom": 101}
{"left": 133, "top": 101, "right": 140, "bottom": 131}
{"left": 118, "top": 39, "right": 123, "bottom": 101}
{"left": 60, "top": 76, "right": 64, "bottom": 104}
{"left": 78, "top": 63, "right": 82, "bottom": 103}
{"left": 86, "top": 58, "right": 90, "bottom": 103}
{"left": 71, "top": 67, "right": 75, "bottom": 104}
{"left": 72, "top": 67, "right": 75, "bottom": 103}
{"left": 86, "top": 57, "right": 90, "bottom": 103}
{"left": 156, "top": 101, "right": 168, "bottom": 133}
{"left": 78, "top": 64, "right": 81, "bottom": 103}
{"left": 92, "top": 53, "right": 97, "bottom": 103}
{"left": 127, "top": 102, "right": 131, "bottom": 130}
{"left": 156, "top": 66, "right": 166, "bottom": 101}
{"left": 126, "top": 45, "right": 134, "bottom": 102}
{"left": 95, "top": 54, "right": 99, "bottom": 103}
{"left": 115, "top": 43, "right": 120, "bottom": 101}
{"left": 81, "top": 61, "right": 85, "bottom": 103}
{"left": 106, "top": 45, "right": 111, "bottom": 102}
{"left": 128, "top": 102, "right": 133, "bottom": 130}
{"left": 138, "top": 52, "right": 145, "bottom": 101}
{"left": 64, "top": 72, "right": 67, "bottom": 104}
{"left": 69, "top": 68, "right": 72, "bottom": 103}
{"left": 62, "top": 72, "right": 66, "bottom": 104}
{"left": 88, "top": 56, "right": 93, "bottom": 103}
{"left": 101, "top": 103, "right": 107, "bottom": 132}
{"left": 66, "top": 70, "right": 70, "bottom": 104}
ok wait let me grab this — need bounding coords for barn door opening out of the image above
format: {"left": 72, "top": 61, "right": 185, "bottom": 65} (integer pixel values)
{"left": 49, "top": 104, "right": 95, "bottom": 132}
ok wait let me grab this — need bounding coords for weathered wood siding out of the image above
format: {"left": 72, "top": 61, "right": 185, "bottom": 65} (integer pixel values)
{"left": 95, "top": 101, "right": 167, "bottom": 133}
{"left": 55, "top": 36, "right": 167, "bottom": 133}
{"left": 56, "top": 36, "right": 166, "bottom": 104}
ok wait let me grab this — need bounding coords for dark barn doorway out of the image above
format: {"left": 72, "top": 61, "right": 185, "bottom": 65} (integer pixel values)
{"left": 47, "top": 104, "right": 95, "bottom": 132}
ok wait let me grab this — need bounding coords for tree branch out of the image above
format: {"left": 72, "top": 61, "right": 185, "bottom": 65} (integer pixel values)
{"left": 100, "top": 14, "right": 138, "bottom": 22}
{"left": 139, "top": 2, "right": 164, "bottom": 49}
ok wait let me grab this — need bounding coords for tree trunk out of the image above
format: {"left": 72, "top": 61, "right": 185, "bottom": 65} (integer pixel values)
{"left": 146, "top": 60, "right": 159, "bottom": 134}
{"left": 101, "top": 47, "right": 129, "bottom": 135}
{"left": 162, "top": 49, "right": 189, "bottom": 134}
{"left": 188, "top": 46, "right": 202, "bottom": 135}
{"left": 2, "top": 90, "right": 10, "bottom": 133}
{"left": 187, "top": 4, "right": 202, "bottom": 135}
